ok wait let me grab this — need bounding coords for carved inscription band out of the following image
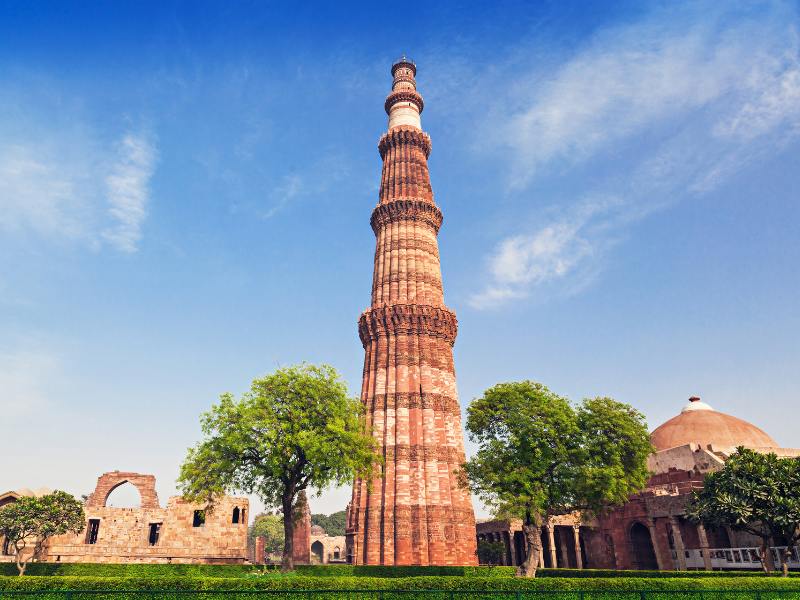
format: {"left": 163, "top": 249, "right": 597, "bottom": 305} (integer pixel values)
{"left": 365, "top": 392, "right": 461, "bottom": 414}
{"left": 383, "top": 444, "right": 463, "bottom": 463}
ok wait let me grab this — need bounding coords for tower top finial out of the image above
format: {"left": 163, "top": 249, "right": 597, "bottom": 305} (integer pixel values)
{"left": 391, "top": 55, "right": 416, "bottom": 76}
{"left": 385, "top": 55, "right": 423, "bottom": 129}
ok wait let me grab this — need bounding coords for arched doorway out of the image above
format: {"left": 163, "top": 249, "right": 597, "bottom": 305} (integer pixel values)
{"left": 104, "top": 482, "right": 142, "bottom": 508}
{"left": 311, "top": 540, "right": 324, "bottom": 564}
{"left": 630, "top": 522, "right": 659, "bottom": 570}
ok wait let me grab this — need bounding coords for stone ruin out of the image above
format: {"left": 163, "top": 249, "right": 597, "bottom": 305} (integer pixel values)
{"left": 42, "top": 471, "right": 249, "bottom": 564}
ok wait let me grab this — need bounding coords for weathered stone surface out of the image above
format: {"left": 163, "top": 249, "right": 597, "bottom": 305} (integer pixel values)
{"left": 346, "top": 59, "right": 477, "bottom": 566}
{"left": 43, "top": 471, "right": 249, "bottom": 564}
{"left": 292, "top": 491, "right": 311, "bottom": 565}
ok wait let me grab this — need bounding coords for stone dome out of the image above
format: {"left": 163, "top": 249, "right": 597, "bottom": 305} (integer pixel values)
{"left": 650, "top": 396, "right": 778, "bottom": 452}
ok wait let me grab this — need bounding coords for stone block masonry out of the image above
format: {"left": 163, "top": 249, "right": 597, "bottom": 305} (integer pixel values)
{"left": 43, "top": 471, "right": 249, "bottom": 564}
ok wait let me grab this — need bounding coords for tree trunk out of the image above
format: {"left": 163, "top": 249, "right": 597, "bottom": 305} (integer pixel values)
{"left": 780, "top": 547, "right": 791, "bottom": 577}
{"left": 281, "top": 495, "right": 295, "bottom": 573}
{"left": 518, "top": 518, "right": 542, "bottom": 578}
{"left": 15, "top": 550, "right": 26, "bottom": 576}
{"left": 759, "top": 538, "right": 775, "bottom": 574}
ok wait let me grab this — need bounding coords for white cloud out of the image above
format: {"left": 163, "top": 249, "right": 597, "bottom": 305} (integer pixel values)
{"left": 0, "top": 116, "right": 156, "bottom": 252}
{"left": 0, "top": 144, "right": 89, "bottom": 240}
{"left": 262, "top": 173, "right": 304, "bottom": 219}
{"left": 469, "top": 197, "right": 620, "bottom": 309}
{"left": 471, "top": 1, "right": 800, "bottom": 308}
{"left": 261, "top": 154, "right": 350, "bottom": 219}
{"left": 102, "top": 133, "right": 157, "bottom": 252}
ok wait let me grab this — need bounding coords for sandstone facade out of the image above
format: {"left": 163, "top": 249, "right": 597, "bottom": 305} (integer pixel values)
{"left": 7, "top": 471, "right": 250, "bottom": 564}
{"left": 310, "top": 533, "right": 346, "bottom": 564}
{"left": 345, "top": 57, "right": 477, "bottom": 566}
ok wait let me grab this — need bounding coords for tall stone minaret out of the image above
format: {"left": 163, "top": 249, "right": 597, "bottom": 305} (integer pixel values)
{"left": 345, "top": 57, "right": 478, "bottom": 566}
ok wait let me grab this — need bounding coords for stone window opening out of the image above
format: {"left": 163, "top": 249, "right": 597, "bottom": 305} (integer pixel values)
{"left": 2, "top": 537, "right": 12, "bottom": 556}
{"left": 311, "top": 540, "right": 324, "bottom": 563}
{"left": 232, "top": 507, "right": 240, "bottom": 524}
{"left": 86, "top": 519, "right": 100, "bottom": 544}
{"left": 148, "top": 523, "right": 162, "bottom": 546}
{"left": 333, "top": 546, "right": 341, "bottom": 560}
{"left": 104, "top": 481, "right": 142, "bottom": 508}
{"left": 192, "top": 510, "right": 205, "bottom": 527}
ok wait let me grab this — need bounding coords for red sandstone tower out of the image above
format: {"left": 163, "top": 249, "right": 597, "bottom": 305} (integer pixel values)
{"left": 345, "top": 57, "right": 478, "bottom": 566}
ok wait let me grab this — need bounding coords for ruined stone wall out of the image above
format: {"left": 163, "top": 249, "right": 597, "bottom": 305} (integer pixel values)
{"left": 43, "top": 472, "right": 249, "bottom": 564}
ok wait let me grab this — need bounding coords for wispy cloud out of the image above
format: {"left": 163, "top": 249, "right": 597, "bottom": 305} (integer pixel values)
{"left": 0, "top": 143, "right": 89, "bottom": 240}
{"left": 0, "top": 109, "right": 157, "bottom": 253}
{"left": 470, "top": 1, "right": 800, "bottom": 308}
{"left": 470, "top": 198, "right": 617, "bottom": 310}
{"left": 262, "top": 173, "right": 305, "bottom": 219}
{"left": 261, "top": 154, "right": 350, "bottom": 219}
{"left": 102, "top": 133, "right": 157, "bottom": 252}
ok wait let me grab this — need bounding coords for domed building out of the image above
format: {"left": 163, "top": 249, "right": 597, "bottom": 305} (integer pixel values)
{"left": 650, "top": 397, "right": 777, "bottom": 453}
{"left": 476, "top": 396, "right": 800, "bottom": 571}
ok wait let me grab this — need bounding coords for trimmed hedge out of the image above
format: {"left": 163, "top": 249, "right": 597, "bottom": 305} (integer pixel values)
{"left": 0, "top": 564, "right": 267, "bottom": 578}
{"left": 2, "top": 563, "right": 796, "bottom": 579}
{"left": 0, "top": 575, "right": 799, "bottom": 593}
{"left": 536, "top": 568, "right": 800, "bottom": 578}
{"left": 0, "top": 565, "right": 515, "bottom": 578}
{"left": 296, "top": 565, "right": 515, "bottom": 578}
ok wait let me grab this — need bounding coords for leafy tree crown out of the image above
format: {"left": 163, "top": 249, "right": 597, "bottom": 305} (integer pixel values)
{"left": 463, "top": 381, "right": 652, "bottom": 525}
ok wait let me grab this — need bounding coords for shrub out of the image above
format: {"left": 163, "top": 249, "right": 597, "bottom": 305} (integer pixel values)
{"left": 0, "top": 574, "right": 799, "bottom": 598}
{"left": 535, "top": 568, "right": 800, "bottom": 578}
{"left": 2, "top": 563, "right": 798, "bottom": 580}
{"left": 0, "top": 564, "right": 517, "bottom": 579}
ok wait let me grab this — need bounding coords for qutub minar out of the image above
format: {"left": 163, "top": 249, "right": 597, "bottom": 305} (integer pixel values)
{"left": 345, "top": 58, "right": 478, "bottom": 566}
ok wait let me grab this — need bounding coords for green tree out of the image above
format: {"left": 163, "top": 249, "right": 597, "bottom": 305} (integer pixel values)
{"left": 461, "top": 382, "right": 652, "bottom": 577}
{"left": 0, "top": 491, "right": 85, "bottom": 575}
{"left": 178, "top": 363, "right": 379, "bottom": 572}
{"left": 311, "top": 510, "right": 347, "bottom": 536}
{"left": 249, "top": 513, "right": 284, "bottom": 561}
{"left": 686, "top": 447, "right": 800, "bottom": 576}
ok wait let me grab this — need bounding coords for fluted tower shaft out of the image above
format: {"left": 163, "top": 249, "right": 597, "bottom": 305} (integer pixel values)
{"left": 345, "top": 58, "right": 478, "bottom": 566}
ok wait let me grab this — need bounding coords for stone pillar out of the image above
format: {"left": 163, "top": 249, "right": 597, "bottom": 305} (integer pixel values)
{"left": 292, "top": 492, "right": 311, "bottom": 565}
{"left": 647, "top": 518, "right": 667, "bottom": 571}
{"left": 508, "top": 530, "right": 517, "bottom": 566}
{"left": 254, "top": 536, "right": 265, "bottom": 565}
{"left": 696, "top": 523, "right": 713, "bottom": 571}
{"left": 669, "top": 516, "right": 687, "bottom": 571}
{"left": 573, "top": 525, "right": 583, "bottom": 569}
{"left": 547, "top": 523, "right": 557, "bottom": 568}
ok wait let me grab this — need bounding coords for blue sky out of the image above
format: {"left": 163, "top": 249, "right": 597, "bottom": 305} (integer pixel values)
{"left": 2, "top": 0, "right": 799, "bottom": 518}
